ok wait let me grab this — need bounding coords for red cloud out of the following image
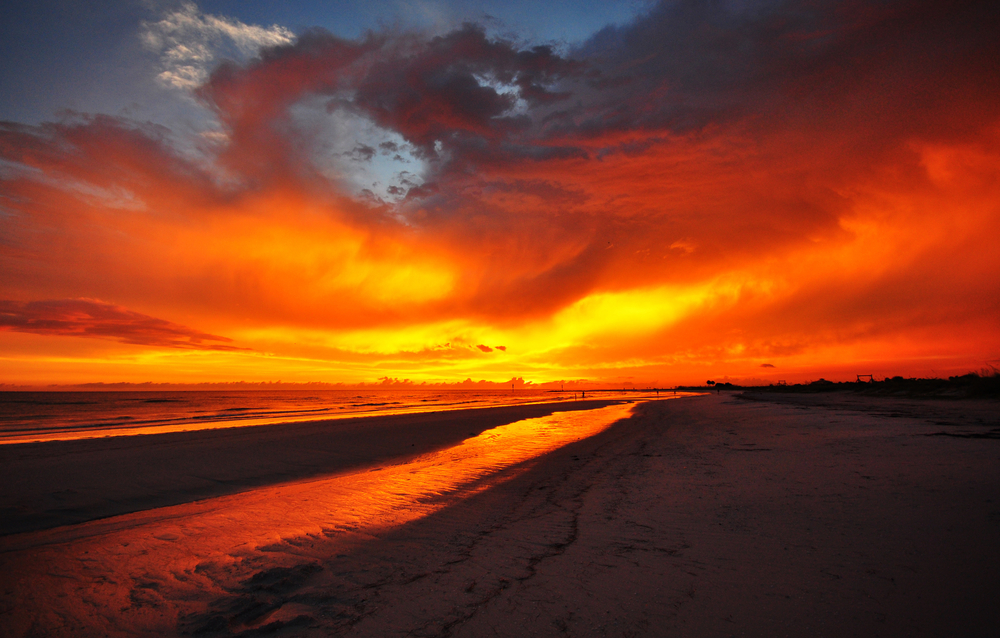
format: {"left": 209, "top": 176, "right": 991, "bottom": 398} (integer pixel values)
{"left": 1, "top": 2, "right": 998, "bottom": 383}
{"left": 0, "top": 299, "right": 245, "bottom": 351}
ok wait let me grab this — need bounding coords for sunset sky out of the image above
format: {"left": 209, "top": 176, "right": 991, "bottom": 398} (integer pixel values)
{"left": 1, "top": 0, "right": 998, "bottom": 387}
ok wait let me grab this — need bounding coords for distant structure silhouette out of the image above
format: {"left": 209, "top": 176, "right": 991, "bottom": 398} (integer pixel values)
{"left": 857, "top": 374, "right": 874, "bottom": 383}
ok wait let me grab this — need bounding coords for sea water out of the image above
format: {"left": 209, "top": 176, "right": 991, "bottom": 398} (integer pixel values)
{"left": 0, "top": 388, "right": 639, "bottom": 444}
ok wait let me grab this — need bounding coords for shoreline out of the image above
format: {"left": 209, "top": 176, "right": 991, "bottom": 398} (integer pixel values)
{"left": 0, "top": 390, "right": 667, "bottom": 445}
{"left": 0, "top": 397, "right": 641, "bottom": 537}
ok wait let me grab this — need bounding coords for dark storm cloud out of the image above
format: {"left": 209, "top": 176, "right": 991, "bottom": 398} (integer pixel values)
{"left": 571, "top": 0, "right": 1000, "bottom": 138}
{"left": 194, "top": 22, "right": 588, "bottom": 180}
{"left": 186, "top": 0, "right": 1000, "bottom": 198}
{"left": 351, "top": 23, "right": 583, "bottom": 155}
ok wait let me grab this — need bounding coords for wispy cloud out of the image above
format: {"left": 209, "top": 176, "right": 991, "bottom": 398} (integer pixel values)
{"left": 142, "top": 2, "right": 294, "bottom": 90}
{"left": 0, "top": 299, "right": 245, "bottom": 351}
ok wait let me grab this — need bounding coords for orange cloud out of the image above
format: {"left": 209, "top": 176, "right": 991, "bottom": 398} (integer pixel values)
{"left": 1, "top": 1, "right": 998, "bottom": 385}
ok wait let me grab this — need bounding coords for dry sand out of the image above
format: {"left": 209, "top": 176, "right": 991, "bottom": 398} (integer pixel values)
{"left": 1, "top": 392, "right": 998, "bottom": 637}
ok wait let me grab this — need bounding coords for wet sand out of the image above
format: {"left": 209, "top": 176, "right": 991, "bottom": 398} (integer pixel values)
{"left": 2, "top": 393, "right": 999, "bottom": 636}
{"left": 0, "top": 398, "right": 626, "bottom": 536}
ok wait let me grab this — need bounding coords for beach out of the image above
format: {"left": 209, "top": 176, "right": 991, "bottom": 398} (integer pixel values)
{"left": 2, "top": 393, "right": 999, "bottom": 636}
{"left": 0, "top": 397, "right": 629, "bottom": 536}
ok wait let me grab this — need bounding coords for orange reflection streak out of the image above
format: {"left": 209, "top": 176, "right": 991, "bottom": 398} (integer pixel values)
{"left": 0, "top": 400, "right": 656, "bottom": 635}
{"left": 0, "top": 391, "right": 660, "bottom": 445}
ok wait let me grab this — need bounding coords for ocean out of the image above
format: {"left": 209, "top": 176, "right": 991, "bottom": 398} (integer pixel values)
{"left": 0, "top": 388, "right": 647, "bottom": 444}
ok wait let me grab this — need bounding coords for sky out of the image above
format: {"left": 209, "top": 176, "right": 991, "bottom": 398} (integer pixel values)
{"left": 1, "top": 0, "right": 998, "bottom": 387}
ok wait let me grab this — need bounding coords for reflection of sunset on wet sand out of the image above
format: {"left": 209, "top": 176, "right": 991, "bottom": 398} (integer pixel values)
{"left": 0, "top": 390, "right": 639, "bottom": 445}
{"left": 1, "top": 402, "right": 637, "bottom": 635}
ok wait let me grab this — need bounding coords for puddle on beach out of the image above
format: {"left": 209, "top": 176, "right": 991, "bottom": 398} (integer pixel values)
{"left": 1, "top": 401, "right": 645, "bottom": 635}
